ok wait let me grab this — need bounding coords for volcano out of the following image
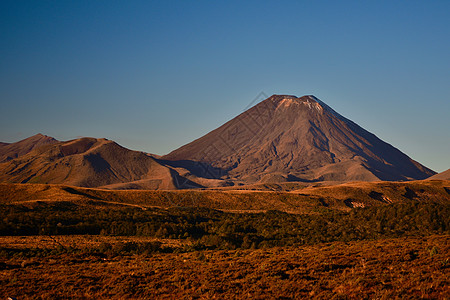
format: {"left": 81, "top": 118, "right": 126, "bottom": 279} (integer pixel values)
{"left": 0, "top": 95, "right": 436, "bottom": 189}
{"left": 163, "top": 95, "right": 435, "bottom": 183}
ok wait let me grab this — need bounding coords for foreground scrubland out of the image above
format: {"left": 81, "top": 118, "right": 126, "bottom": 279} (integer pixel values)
{"left": 1, "top": 182, "right": 449, "bottom": 298}
{"left": 1, "top": 235, "right": 448, "bottom": 299}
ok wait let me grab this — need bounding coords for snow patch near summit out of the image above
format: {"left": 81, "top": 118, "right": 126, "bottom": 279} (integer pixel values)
{"left": 279, "top": 98, "right": 297, "bottom": 107}
{"left": 307, "top": 96, "right": 347, "bottom": 121}
{"left": 278, "top": 96, "right": 323, "bottom": 112}
{"left": 302, "top": 98, "right": 323, "bottom": 112}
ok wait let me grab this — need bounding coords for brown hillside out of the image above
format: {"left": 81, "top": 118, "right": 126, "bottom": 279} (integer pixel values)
{"left": 0, "top": 95, "right": 437, "bottom": 190}
{"left": 164, "top": 95, "right": 435, "bottom": 184}
{"left": 0, "top": 137, "right": 201, "bottom": 189}
{"left": 428, "top": 168, "right": 450, "bottom": 180}
{"left": 1, "top": 180, "right": 448, "bottom": 213}
{"left": 0, "top": 133, "right": 58, "bottom": 163}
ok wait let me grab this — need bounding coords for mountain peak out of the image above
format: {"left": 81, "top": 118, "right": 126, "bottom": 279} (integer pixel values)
{"left": 274, "top": 95, "right": 324, "bottom": 112}
{"left": 164, "top": 94, "right": 435, "bottom": 183}
{"left": 267, "top": 94, "right": 318, "bottom": 101}
{"left": 262, "top": 94, "right": 346, "bottom": 122}
{"left": 0, "top": 133, "right": 59, "bottom": 163}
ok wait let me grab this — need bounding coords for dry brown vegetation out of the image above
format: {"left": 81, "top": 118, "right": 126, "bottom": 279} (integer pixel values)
{"left": 1, "top": 235, "right": 449, "bottom": 299}
{"left": 1, "top": 181, "right": 449, "bottom": 298}
{"left": 1, "top": 180, "right": 449, "bottom": 214}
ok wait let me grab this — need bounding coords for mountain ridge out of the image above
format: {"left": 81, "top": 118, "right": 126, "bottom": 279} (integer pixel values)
{"left": 0, "top": 94, "right": 437, "bottom": 189}
{"left": 0, "top": 136, "right": 203, "bottom": 189}
{"left": 0, "top": 133, "right": 58, "bottom": 163}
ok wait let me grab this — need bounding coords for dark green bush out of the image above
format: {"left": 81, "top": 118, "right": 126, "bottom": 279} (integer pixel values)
{"left": 0, "top": 201, "right": 449, "bottom": 251}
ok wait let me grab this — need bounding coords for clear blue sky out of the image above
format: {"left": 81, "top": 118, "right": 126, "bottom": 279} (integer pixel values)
{"left": 1, "top": 1, "right": 449, "bottom": 172}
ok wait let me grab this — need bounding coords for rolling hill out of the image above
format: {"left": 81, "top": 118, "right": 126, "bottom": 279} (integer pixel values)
{"left": 0, "top": 137, "right": 201, "bottom": 189}
{"left": 1, "top": 179, "right": 448, "bottom": 213}
{"left": 0, "top": 133, "right": 58, "bottom": 163}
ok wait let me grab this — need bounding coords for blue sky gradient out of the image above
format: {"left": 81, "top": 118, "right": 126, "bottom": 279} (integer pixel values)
{"left": 1, "top": 1, "right": 449, "bottom": 172}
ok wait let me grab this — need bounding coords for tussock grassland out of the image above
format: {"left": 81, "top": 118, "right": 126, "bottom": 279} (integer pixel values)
{"left": 1, "top": 180, "right": 449, "bottom": 213}
{"left": 1, "top": 235, "right": 448, "bottom": 299}
{"left": 0, "top": 181, "right": 449, "bottom": 298}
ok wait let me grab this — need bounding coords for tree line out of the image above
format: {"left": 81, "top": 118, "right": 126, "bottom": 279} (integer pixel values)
{"left": 1, "top": 200, "right": 448, "bottom": 250}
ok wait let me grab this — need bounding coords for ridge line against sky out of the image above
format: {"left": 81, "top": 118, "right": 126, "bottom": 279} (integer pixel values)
{"left": 1, "top": 1, "right": 449, "bottom": 172}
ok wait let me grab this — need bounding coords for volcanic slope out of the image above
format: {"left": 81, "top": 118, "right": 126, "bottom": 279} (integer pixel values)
{"left": 0, "top": 133, "right": 58, "bottom": 163}
{"left": 428, "top": 169, "right": 450, "bottom": 180}
{"left": 163, "top": 95, "right": 435, "bottom": 183}
{"left": 0, "top": 137, "right": 201, "bottom": 189}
